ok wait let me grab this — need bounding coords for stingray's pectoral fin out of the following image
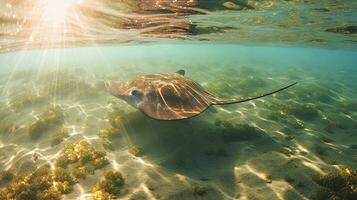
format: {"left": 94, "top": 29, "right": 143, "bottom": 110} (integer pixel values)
{"left": 211, "top": 82, "right": 297, "bottom": 105}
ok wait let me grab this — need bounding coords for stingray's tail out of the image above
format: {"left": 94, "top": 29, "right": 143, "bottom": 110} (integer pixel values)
{"left": 210, "top": 82, "right": 297, "bottom": 105}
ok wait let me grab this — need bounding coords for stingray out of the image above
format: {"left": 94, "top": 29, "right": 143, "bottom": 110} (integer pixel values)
{"left": 105, "top": 70, "right": 296, "bottom": 120}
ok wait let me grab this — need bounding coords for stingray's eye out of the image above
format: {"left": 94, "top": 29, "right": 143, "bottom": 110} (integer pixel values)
{"left": 131, "top": 90, "right": 144, "bottom": 102}
{"left": 131, "top": 90, "right": 140, "bottom": 96}
{"left": 131, "top": 90, "right": 143, "bottom": 98}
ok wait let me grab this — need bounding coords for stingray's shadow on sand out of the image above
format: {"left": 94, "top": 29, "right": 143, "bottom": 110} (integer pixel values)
{"left": 115, "top": 109, "right": 308, "bottom": 198}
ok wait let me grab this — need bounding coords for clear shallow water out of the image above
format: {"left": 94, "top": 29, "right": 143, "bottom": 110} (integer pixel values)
{"left": 0, "top": 44, "right": 356, "bottom": 200}
{"left": 0, "top": 1, "right": 357, "bottom": 200}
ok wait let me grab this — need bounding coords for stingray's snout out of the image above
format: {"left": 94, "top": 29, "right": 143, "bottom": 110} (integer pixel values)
{"left": 104, "top": 80, "right": 126, "bottom": 98}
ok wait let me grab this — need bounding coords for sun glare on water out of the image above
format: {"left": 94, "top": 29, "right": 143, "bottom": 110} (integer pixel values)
{"left": 40, "top": 0, "right": 83, "bottom": 25}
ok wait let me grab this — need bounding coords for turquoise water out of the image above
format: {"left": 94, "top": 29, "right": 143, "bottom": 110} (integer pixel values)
{"left": 0, "top": 44, "right": 356, "bottom": 199}
{"left": 1, "top": 1, "right": 357, "bottom": 200}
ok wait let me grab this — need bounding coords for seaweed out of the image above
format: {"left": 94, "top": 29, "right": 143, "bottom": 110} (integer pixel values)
{"left": 192, "top": 185, "right": 208, "bottom": 196}
{"left": 98, "top": 127, "right": 121, "bottom": 140}
{"left": 101, "top": 139, "right": 114, "bottom": 151}
{"left": 312, "top": 168, "right": 357, "bottom": 200}
{"left": 50, "top": 128, "right": 70, "bottom": 146}
{"left": 284, "top": 102, "right": 319, "bottom": 120}
{"left": 0, "top": 165, "right": 77, "bottom": 200}
{"left": 266, "top": 110, "right": 288, "bottom": 121}
{"left": 264, "top": 175, "right": 272, "bottom": 183}
{"left": 71, "top": 165, "right": 95, "bottom": 180}
{"left": 267, "top": 100, "right": 319, "bottom": 121}
{"left": 287, "top": 117, "right": 305, "bottom": 129}
{"left": 92, "top": 171, "right": 125, "bottom": 199}
{"left": 55, "top": 141, "right": 108, "bottom": 180}
{"left": 92, "top": 190, "right": 113, "bottom": 200}
{"left": 105, "top": 107, "right": 126, "bottom": 129}
{"left": 129, "top": 145, "right": 142, "bottom": 157}
{"left": 28, "top": 106, "right": 64, "bottom": 139}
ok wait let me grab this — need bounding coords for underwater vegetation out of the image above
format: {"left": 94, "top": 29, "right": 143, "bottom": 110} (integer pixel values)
{"left": 28, "top": 106, "right": 64, "bottom": 139}
{"left": 323, "top": 112, "right": 356, "bottom": 133}
{"left": 0, "top": 165, "right": 77, "bottom": 200}
{"left": 284, "top": 102, "right": 319, "bottom": 120}
{"left": 104, "top": 107, "right": 126, "bottom": 129}
{"left": 338, "top": 99, "right": 357, "bottom": 114}
{"left": 192, "top": 185, "right": 208, "bottom": 196}
{"left": 50, "top": 128, "right": 70, "bottom": 146}
{"left": 97, "top": 107, "right": 127, "bottom": 150}
{"left": 92, "top": 171, "right": 125, "bottom": 200}
{"left": 312, "top": 168, "right": 357, "bottom": 200}
{"left": 98, "top": 127, "right": 121, "bottom": 140}
{"left": 55, "top": 141, "right": 109, "bottom": 179}
{"left": 129, "top": 145, "right": 142, "bottom": 157}
{"left": 266, "top": 100, "right": 319, "bottom": 121}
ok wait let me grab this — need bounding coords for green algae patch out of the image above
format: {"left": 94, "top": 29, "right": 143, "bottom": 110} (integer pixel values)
{"left": 101, "top": 139, "right": 115, "bottom": 151}
{"left": 55, "top": 141, "right": 109, "bottom": 179}
{"left": 28, "top": 106, "right": 65, "bottom": 140}
{"left": 92, "top": 171, "right": 125, "bottom": 200}
{"left": 312, "top": 168, "right": 357, "bottom": 200}
{"left": 50, "top": 128, "right": 70, "bottom": 146}
{"left": 0, "top": 165, "right": 77, "bottom": 200}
